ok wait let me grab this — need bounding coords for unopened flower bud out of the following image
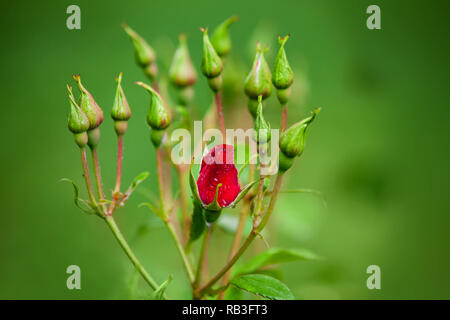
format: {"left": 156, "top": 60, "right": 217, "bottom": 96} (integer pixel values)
{"left": 247, "top": 99, "right": 259, "bottom": 118}
{"left": 67, "top": 85, "right": 89, "bottom": 148}
{"left": 176, "top": 86, "right": 194, "bottom": 106}
{"left": 122, "top": 23, "right": 156, "bottom": 69}
{"left": 244, "top": 43, "right": 272, "bottom": 100}
{"left": 200, "top": 28, "right": 223, "bottom": 79}
{"left": 211, "top": 16, "right": 238, "bottom": 57}
{"left": 279, "top": 108, "right": 320, "bottom": 171}
{"left": 150, "top": 129, "right": 167, "bottom": 148}
{"left": 207, "top": 75, "right": 222, "bottom": 93}
{"left": 111, "top": 72, "right": 131, "bottom": 121}
{"left": 253, "top": 96, "right": 271, "bottom": 144}
{"left": 73, "top": 75, "right": 104, "bottom": 130}
{"left": 169, "top": 34, "right": 197, "bottom": 88}
{"left": 272, "top": 35, "right": 294, "bottom": 90}
{"left": 136, "top": 81, "right": 171, "bottom": 131}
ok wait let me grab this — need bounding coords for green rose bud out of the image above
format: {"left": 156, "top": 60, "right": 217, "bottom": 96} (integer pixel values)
{"left": 272, "top": 35, "right": 294, "bottom": 90}
{"left": 136, "top": 81, "right": 171, "bottom": 130}
{"left": 72, "top": 75, "right": 104, "bottom": 130}
{"left": 247, "top": 98, "right": 259, "bottom": 119}
{"left": 169, "top": 34, "right": 197, "bottom": 88}
{"left": 111, "top": 72, "right": 131, "bottom": 136}
{"left": 111, "top": 72, "right": 131, "bottom": 121}
{"left": 244, "top": 43, "right": 272, "bottom": 100}
{"left": 211, "top": 16, "right": 238, "bottom": 57}
{"left": 67, "top": 85, "right": 89, "bottom": 148}
{"left": 122, "top": 23, "right": 156, "bottom": 69}
{"left": 253, "top": 96, "right": 271, "bottom": 144}
{"left": 150, "top": 129, "right": 167, "bottom": 148}
{"left": 276, "top": 87, "right": 291, "bottom": 105}
{"left": 279, "top": 108, "right": 320, "bottom": 171}
{"left": 200, "top": 28, "right": 223, "bottom": 79}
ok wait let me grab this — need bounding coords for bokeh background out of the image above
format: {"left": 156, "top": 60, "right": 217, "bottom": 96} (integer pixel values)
{"left": 1, "top": 0, "right": 450, "bottom": 299}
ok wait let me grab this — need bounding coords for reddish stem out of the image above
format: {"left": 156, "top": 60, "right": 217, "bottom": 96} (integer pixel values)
{"left": 215, "top": 92, "right": 226, "bottom": 139}
{"left": 107, "top": 134, "right": 124, "bottom": 216}
{"left": 80, "top": 148, "right": 97, "bottom": 207}
{"left": 92, "top": 149, "right": 105, "bottom": 200}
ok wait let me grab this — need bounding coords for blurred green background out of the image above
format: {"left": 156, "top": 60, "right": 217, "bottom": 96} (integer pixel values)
{"left": 1, "top": 0, "right": 450, "bottom": 299}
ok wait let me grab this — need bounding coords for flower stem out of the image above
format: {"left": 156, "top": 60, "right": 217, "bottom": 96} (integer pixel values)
{"left": 218, "top": 198, "right": 250, "bottom": 299}
{"left": 80, "top": 147, "right": 98, "bottom": 210}
{"left": 156, "top": 148, "right": 195, "bottom": 284}
{"left": 108, "top": 134, "right": 124, "bottom": 215}
{"left": 104, "top": 215, "right": 165, "bottom": 298}
{"left": 214, "top": 92, "right": 226, "bottom": 139}
{"left": 193, "top": 226, "right": 212, "bottom": 290}
{"left": 177, "top": 165, "right": 190, "bottom": 242}
{"left": 91, "top": 148, "right": 105, "bottom": 202}
{"left": 281, "top": 105, "right": 287, "bottom": 132}
{"left": 196, "top": 173, "right": 284, "bottom": 297}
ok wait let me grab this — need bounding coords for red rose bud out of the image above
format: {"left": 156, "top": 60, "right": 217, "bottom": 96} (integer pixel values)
{"left": 67, "top": 85, "right": 89, "bottom": 148}
{"left": 122, "top": 23, "right": 156, "bottom": 69}
{"left": 169, "top": 34, "right": 197, "bottom": 88}
{"left": 279, "top": 108, "right": 320, "bottom": 172}
{"left": 244, "top": 43, "right": 272, "bottom": 100}
{"left": 197, "top": 144, "right": 240, "bottom": 208}
{"left": 272, "top": 35, "right": 294, "bottom": 90}
{"left": 111, "top": 72, "right": 131, "bottom": 136}
{"left": 211, "top": 16, "right": 238, "bottom": 57}
{"left": 190, "top": 146, "right": 257, "bottom": 223}
{"left": 136, "top": 81, "right": 171, "bottom": 131}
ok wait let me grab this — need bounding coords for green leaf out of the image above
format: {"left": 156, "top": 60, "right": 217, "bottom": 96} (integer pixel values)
{"left": 230, "top": 274, "right": 294, "bottom": 300}
{"left": 120, "top": 172, "right": 150, "bottom": 205}
{"left": 150, "top": 275, "right": 172, "bottom": 300}
{"left": 233, "top": 247, "right": 320, "bottom": 276}
{"left": 224, "top": 284, "right": 244, "bottom": 300}
{"left": 60, "top": 178, "right": 97, "bottom": 216}
{"left": 189, "top": 200, "right": 206, "bottom": 242}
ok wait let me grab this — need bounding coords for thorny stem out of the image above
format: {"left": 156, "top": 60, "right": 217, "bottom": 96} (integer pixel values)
{"left": 104, "top": 215, "right": 165, "bottom": 298}
{"left": 215, "top": 92, "right": 226, "bottom": 139}
{"left": 281, "top": 105, "right": 287, "bottom": 132}
{"left": 197, "top": 173, "right": 284, "bottom": 297}
{"left": 156, "top": 148, "right": 195, "bottom": 284}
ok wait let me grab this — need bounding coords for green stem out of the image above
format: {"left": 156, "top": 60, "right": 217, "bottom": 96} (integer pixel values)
{"left": 90, "top": 147, "right": 107, "bottom": 213}
{"left": 80, "top": 147, "right": 98, "bottom": 210}
{"left": 104, "top": 215, "right": 165, "bottom": 298}
{"left": 156, "top": 148, "right": 195, "bottom": 284}
{"left": 197, "top": 173, "right": 284, "bottom": 297}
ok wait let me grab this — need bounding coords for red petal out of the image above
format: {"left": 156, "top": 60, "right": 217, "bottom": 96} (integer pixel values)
{"left": 197, "top": 144, "right": 240, "bottom": 207}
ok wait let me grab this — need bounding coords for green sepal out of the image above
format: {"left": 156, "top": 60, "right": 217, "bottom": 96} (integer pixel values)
{"left": 253, "top": 95, "right": 271, "bottom": 144}
{"left": 272, "top": 35, "right": 294, "bottom": 90}
{"left": 279, "top": 107, "right": 321, "bottom": 158}
{"left": 189, "top": 159, "right": 202, "bottom": 205}
{"left": 189, "top": 200, "right": 207, "bottom": 242}
{"left": 122, "top": 23, "right": 156, "bottom": 68}
{"left": 244, "top": 43, "right": 272, "bottom": 100}
{"left": 228, "top": 180, "right": 258, "bottom": 208}
{"left": 211, "top": 16, "right": 238, "bottom": 57}
{"left": 200, "top": 28, "right": 223, "bottom": 79}
{"left": 169, "top": 34, "right": 197, "bottom": 88}
{"left": 60, "top": 178, "right": 101, "bottom": 217}
{"left": 204, "top": 183, "right": 223, "bottom": 213}
{"left": 111, "top": 72, "right": 131, "bottom": 122}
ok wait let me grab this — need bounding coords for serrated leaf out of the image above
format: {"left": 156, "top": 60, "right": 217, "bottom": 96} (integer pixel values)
{"left": 233, "top": 247, "right": 320, "bottom": 276}
{"left": 60, "top": 178, "right": 97, "bottom": 215}
{"left": 150, "top": 275, "right": 172, "bottom": 300}
{"left": 230, "top": 274, "right": 294, "bottom": 300}
{"left": 189, "top": 200, "right": 206, "bottom": 242}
